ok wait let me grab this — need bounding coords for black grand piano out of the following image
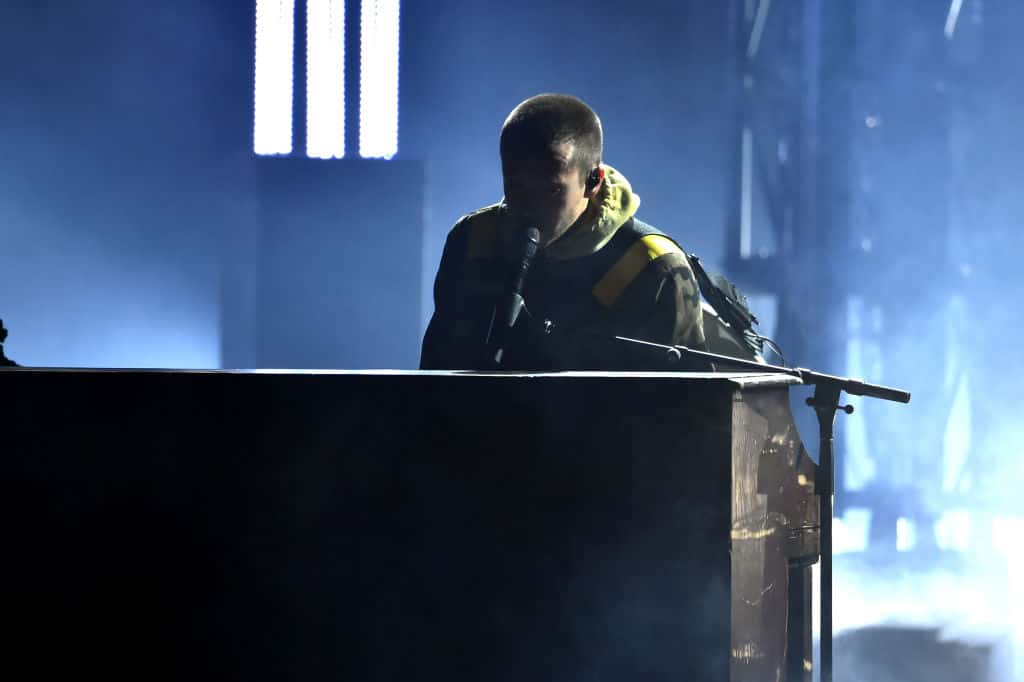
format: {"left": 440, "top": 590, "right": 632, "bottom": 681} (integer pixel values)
{"left": 1, "top": 369, "right": 819, "bottom": 681}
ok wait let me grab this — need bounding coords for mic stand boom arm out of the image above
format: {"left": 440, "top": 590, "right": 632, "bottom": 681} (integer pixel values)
{"left": 615, "top": 336, "right": 910, "bottom": 682}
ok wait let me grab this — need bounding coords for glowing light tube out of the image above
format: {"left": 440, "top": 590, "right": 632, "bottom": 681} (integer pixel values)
{"left": 254, "top": 0, "right": 296, "bottom": 155}
{"left": 359, "top": 0, "right": 400, "bottom": 159}
{"left": 307, "top": 0, "right": 346, "bottom": 158}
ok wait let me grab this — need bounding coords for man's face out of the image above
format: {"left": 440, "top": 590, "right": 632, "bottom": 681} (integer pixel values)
{"left": 501, "top": 142, "right": 590, "bottom": 246}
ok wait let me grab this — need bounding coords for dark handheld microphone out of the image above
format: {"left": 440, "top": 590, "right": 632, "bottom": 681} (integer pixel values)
{"left": 489, "top": 226, "right": 541, "bottom": 366}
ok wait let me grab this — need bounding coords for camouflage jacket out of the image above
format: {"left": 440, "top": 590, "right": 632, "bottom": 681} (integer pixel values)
{"left": 420, "top": 166, "right": 706, "bottom": 371}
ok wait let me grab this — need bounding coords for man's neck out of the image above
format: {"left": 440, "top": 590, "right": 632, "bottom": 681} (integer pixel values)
{"left": 542, "top": 199, "right": 595, "bottom": 248}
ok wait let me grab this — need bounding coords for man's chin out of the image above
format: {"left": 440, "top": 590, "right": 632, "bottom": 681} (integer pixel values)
{"left": 513, "top": 220, "right": 554, "bottom": 239}
{"left": 506, "top": 215, "right": 560, "bottom": 243}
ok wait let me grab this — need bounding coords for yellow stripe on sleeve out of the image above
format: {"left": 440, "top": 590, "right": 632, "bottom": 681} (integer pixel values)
{"left": 592, "top": 235, "right": 681, "bottom": 307}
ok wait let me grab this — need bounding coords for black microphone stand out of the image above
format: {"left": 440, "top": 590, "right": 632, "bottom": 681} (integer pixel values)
{"left": 615, "top": 336, "right": 910, "bottom": 682}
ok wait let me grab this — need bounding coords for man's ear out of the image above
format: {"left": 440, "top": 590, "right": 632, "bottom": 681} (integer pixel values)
{"left": 584, "top": 166, "right": 605, "bottom": 198}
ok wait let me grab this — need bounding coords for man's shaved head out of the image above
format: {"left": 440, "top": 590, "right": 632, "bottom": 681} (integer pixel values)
{"left": 499, "top": 94, "right": 603, "bottom": 179}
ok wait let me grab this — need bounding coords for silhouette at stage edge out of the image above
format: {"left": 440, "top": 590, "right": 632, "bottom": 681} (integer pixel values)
{"left": 0, "top": 320, "right": 18, "bottom": 367}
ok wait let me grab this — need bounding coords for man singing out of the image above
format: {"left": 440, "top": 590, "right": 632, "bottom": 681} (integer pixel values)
{"left": 420, "top": 93, "right": 706, "bottom": 371}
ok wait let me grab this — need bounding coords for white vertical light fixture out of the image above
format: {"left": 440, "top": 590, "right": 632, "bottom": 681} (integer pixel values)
{"left": 254, "top": 0, "right": 296, "bottom": 155}
{"left": 306, "top": 0, "right": 346, "bottom": 159}
{"left": 359, "top": 0, "right": 400, "bottom": 159}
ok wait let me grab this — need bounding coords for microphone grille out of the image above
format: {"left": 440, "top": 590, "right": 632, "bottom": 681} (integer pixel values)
{"left": 523, "top": 227, "right": 541, "bottom": 258}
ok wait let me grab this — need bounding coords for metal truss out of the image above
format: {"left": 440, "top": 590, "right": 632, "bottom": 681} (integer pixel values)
{"left": 723, "top": 0, "right": 852, "bottom": 373}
